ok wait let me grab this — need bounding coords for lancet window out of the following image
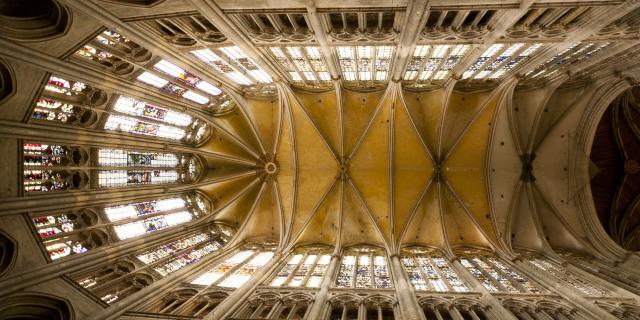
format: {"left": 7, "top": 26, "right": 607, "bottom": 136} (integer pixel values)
{"left": 335, "top": 45, "right": 395, "bottom": 83}
{"left": 74, "top": 29, "right": 235, "bottom": 114}
{"left": 404, "top": 44, "right": 470, "bottom": 83}
{"left": 191, "top": 46, "right": 271, "bottom": 85}
{"left": 30, "top": 192, "right": 213, "bottom": 261}
{"left": 31, "top": 75, "right": 106, "bottom": 128}
{"left": 459, "top": 254, "right": 541, "bottom": 294}
{"left": 23, "top": 142, "right": 201, "bottom": 193}
{"left": 71, "top": 224, "right": 232, "bottom": 305}
{"left": 529, "top": 258, "right": 608, "bottom": 297}
{"left": 462, "top": 42, "right": 544, "bottom": 80}
{"left": 191, "top": 246, "right": 275, "bottom": 289}
{"left": 268, "top": 248, "right": 332, "bottom": 288}
{"left": 32, "top": 75, "right": 210, "bottom": 145}
{"left": 335, "top": 248, "right": 392, "bottom": 289}
{"left": 267, "top": 46, "right": 331, "bottom": 85}
{"left": 401, "top": 249, "right": 469, "bottom": 292}
{"left": 525, "top": 41, "right": 611, "bottom": 79}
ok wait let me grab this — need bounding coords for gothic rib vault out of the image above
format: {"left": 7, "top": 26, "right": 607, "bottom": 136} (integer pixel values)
{"left": 2, "top": 0, "right": 640, "bottom": 319}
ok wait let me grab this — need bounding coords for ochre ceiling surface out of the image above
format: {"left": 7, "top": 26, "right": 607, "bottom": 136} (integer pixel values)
{"left": 197, "top": 82, "right": 517, "bottom": 255}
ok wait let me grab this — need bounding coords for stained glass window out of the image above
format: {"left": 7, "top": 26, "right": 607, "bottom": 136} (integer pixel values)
{"left": 269, "top": 252, "right": 332, "bottom": 288}
{"left": 98, "top": 149, "right": 180, "bottom": 167}
{"left": 191, "top": 249, "right": 274, "bottom": 288}
{"left": 336, "top": 251, "right": 392, "bottom": 289}
{"left": 526, "top": 42, "right": 610, "bottom": 79}
{"left": 31, "top": 213, "right": 87, "bottom": 260}
{"left": 530, "top": 258, "right": 607, "bottom": 297}
{"left": 269, "top": 46, "right": 333, "bottom": 84}
{"left": 402, "top": 252, "right": 469, "bottom": 293}
{"left": 336, "top": 46, "right": 395, "bottom": 83}
{"left": 461, "top": 256, "right": 541, "bottom": 294}
{"left": 104, "top": 197, "right": 186, "bottom": 222}
{"left": 98, "top": 169, "right": 179, "bottom": 188}
{"left": 31, "top": 98, "right": 81, "bottom": 124}
{"left": 113, "top": 96, "right": 192, "bottom": 126}
{"left": 191, "top": 250, "right": 255, "bottom": 286}
{"left": 405, "top": 44, "right": 471, "bottom": 82}
{"left": 104, "top": 115, "right": 186, "bottom": 140}
{"left": 461, "top": 43, "right": 544, "bottom": 80}
{"left": 113, "top": 211, "right": 192, "bottom": 240}
{"left": 192, "top": 47, "right": 271, "bottom": 85}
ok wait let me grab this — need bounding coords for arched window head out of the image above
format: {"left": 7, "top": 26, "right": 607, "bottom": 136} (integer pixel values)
{"left": 528, "top": 257, "right": 608, "bottom": 297}
{"left": 336, "top": 247, "right": 392, "bottom": 289}
{"left": 0, "top": 59, "right": 15, "bottom": 104}
{"left": 0, "top": 293, "right": 73, "bottom": 320}
{"left": 190, "top": 244, "right": 276, "bottom": 289}
{"left": 0, "top": 0, "right": 70, "bottom": 41}
{"left": 74, "top": 30, "right": 237, "bottom": 115}
{"left": 32, "top": 75, "right": 211, "bottom": 145}
{"left": 0, "top": 231, "right": 17, "bottom": 277}
{"left": 30, "top": 193, "right": 217, "bottom": 261}
{"left": 457, "top": 250, "right": 542, "bottom": 294}
{"left": 268, "top": 246, "right": 332, "bottom": 288}
{"left": 22, "top": 142, "right": 200, "bottom": 193}
{"left": 401, "top": 247, "right": 469, "bottom": 293}
{"left": 23, "top": 142, "right": 89, "bottom": 193}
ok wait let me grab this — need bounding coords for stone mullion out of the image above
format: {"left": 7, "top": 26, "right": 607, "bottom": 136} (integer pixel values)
{"left": 208, "top": 251, "right": 260, "bottom": 287}
{"left": 0, "top": 37, "right": 206, "bottom": 118}
{"left": 305, "top": 2, "right": 341, "bottom": 80}
{"left": 389, "top": 254, "right": 427, "bottom": 320}
{"left": 167, "top": 247, "right": 246, "bottom": 315}
{"left": 451, "top": 1, "right": 535, "bottom": 78}
{"left": 283, "top": 253, "right": 306, "bottom": 286}
{"left": 86, "top": 242, "right": 244, "bottom": 320}
{"left": 413, "top": 256, "right": 436, "bottom": 292}
{"left": 467, "top": 257, "right": 509, "bottom": 292}
{"left": 0, "top": 218, "right": 205, "bottom": 298}
{"left": 512, "top": 260, "right": 619, "bottom": 320}
{"left": 572, "top": 260, "right": 640, "bottom": 295}
{"left": 562, "top": 262, "right": 640, "bottom": 302}
{"left": 483, "top": 258, "right": 528, "bottom": 293}
{"left": 514, "top": 1, "right": 640, "bottom": 76}
{"left": 427, "top": 256, "right": 454, "bottom": 292}
{"left": 448, "top": 258, "right": 518, "bottom": 319}
{"left": 465, "top": 45, "right": 509, "bottom": 81}
{"left": 300, "top": 49, "right": 322, "bottom": 86}
{"left": 60, "top": 0, "right": 239, "bottom": 91}
{"left": 486, "top": 45, "right": 529, "bottom": 79}
{"left": 301, "top": 255, "right": 320, "bottom": 286}
{"left": 202, "top": 252, "right": 284, "bottom": 320}
{"left": 306, "top": 254, "right": 341, "bottom": 320}
{"left": 90, "top": 237, "right": 219, "bottom": 293}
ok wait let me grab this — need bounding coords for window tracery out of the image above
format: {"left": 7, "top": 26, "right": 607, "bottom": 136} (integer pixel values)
{"left": 401, "top": 249, "right": 469, "bottom": 292}
{"left": 269, "top": 249, "right": 332, "bottom": 288}
{"left": 405, "top": 44, "right": 470, "bottom": 84}
{"left": 335, "top": 45, "right": 395, "bottom": 84}
{"left": 191, "top": 46, "right": 271, "bottom": 85}
{"left": 336, "top": 248, "right": 392, "bottom": 289}
{"left": 71, "top": 224, "right": 232, "bottom": 305}
{"left": 462, "top": 42, "right": 544, "bottom": 80}
{"left": 32, "top": 75, "right": 210, "bottom": 145}
{"left": 74, "top": 29, "right": 235, "bottom": 114}
{"left": 267, "top": 46, "right": 331, "bottom": 86}
{"left": 30, "top": 192, "right": 213, "bottom": 260}
{"left": 459, "top": 254, "right": 541, "bottom": 294}
{"left": 191, "top": 246, "right": 275, "bottom": 289}
{"left": 525, "top": 41, "right": 611, "bottom": 80}
{"left": 529, "top": 258, "right": 608, "bottom": 297}
{"left": 23, "top": 142, "right": 201, "bottom": 193}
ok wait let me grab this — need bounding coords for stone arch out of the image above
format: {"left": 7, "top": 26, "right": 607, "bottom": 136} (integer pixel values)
{"left": 0, "top": 0, "right": 71, "bottom": 41}
{"left": 0, "top": 293, "right": 73, "bottom": 320}
{"left": 0, "top": 230, "right": 17, "bottom": 277}
{"left": 0, "top": 59, "right": 15, "bottom": 105}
